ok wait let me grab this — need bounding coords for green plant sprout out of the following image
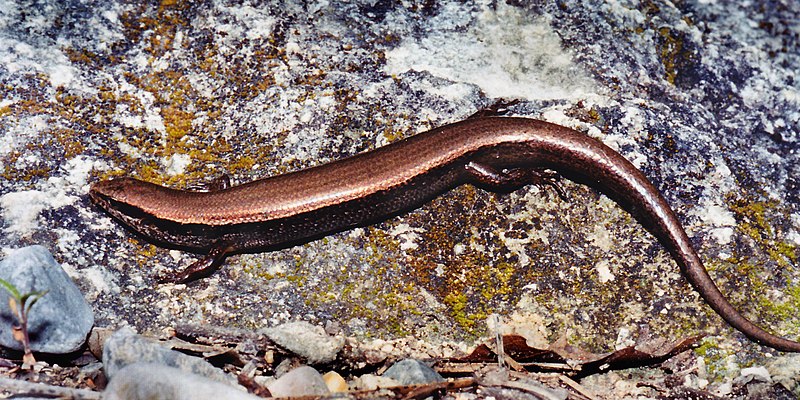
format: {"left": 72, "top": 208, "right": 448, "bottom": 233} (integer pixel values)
{"left": 0, "top": 278, "right": 48, "bottom": 367}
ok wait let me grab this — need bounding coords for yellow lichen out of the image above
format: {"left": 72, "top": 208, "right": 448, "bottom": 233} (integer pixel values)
{"left": 720, "top": 196, "right": 800, "bottom": 340}
{"left": 657, "top": 27, "right": 687, "bottom": 85}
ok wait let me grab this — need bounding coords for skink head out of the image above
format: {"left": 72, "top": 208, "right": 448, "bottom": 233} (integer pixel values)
{"left": 90, "top": 177, "right": 130, "bottom": 201}
{"left": 89, "top": 177, "right": 172, "bottom": 216}
{"left": 89, "top": 177, "right": 144, "bottom": 222}
{"left": 89, "top": 177, "right": 214, "bottom": 251}
{"left": 88, "top": 178, "right": 143, "bottom": 236}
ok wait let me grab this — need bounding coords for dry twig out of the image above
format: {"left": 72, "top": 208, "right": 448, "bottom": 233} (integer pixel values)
{"left": 0, "top": 377, "right": 100, "bottom": 399}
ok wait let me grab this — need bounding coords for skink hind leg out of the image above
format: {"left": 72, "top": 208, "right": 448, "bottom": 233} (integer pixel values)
{"left": 465, "top": 161, "right": 567, "bottom": 199}
{"left": 206, "top": 174, "right": 231, "bottom": 191}
{"left": 467, "top": 99, "right": 520, "bottom": 119}
{"left": 186, "top": 174, "right": 232, "bottom": 192}
{"left": 159, "top": 243, "right": 233, "bottom": 284}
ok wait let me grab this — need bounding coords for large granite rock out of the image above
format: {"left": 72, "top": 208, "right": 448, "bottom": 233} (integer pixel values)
{"left": 0, "top": 245, "right": 93, "bottom": 354}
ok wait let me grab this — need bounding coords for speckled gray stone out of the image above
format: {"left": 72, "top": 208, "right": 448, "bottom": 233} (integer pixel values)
{"left": 104, "top": 362, "right": 260, "bottom": 400}
{"left": 0, "top": 245, "right": 93, "bottom": 353}
{"left": 102, "top": 327, "right": 236, "bottom": 386}
{"left": 382, "top": 359, "right": 444, "bottom": 385}
{"left": 262, "top": 321, "right": 344, "bottom": 365}
{"left": 267, "top": 365, "right": 330, "bottom": 397}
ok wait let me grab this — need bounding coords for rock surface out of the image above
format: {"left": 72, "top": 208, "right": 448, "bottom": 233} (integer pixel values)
{"left": 352, "top": 374, "right": 401, "bottom": 391}
{"left": 104, "top": 362, "right": 260, "bottom": 400}
{"left": 102, "top": 327, "right": 236, "bottom": 386}
{"left": 267, "top": 365, "right": 330, "bottom": 397}
{"left": 262, "top": 321, "right": 344, "bottom": 365}
{"left": 382, "top": 359, "right": 444, "bottom": 385}
{"left": 0, "top": 245, "right": 93, "bottom": 353}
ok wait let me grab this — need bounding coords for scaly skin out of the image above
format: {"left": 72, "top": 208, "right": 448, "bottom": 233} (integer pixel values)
{"left": 90, "top": 116, "right": 800, "bottom": 351}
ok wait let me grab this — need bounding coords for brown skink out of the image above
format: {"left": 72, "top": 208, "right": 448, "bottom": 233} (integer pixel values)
{"left": 89, "top": 116, "right": 800, "bottom": 352}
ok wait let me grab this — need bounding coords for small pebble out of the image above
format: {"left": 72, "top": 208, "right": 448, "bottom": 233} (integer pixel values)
{"left": 736, "top": 366, "right": 772, "bottom": 384}
{"left": 353, "top": 374, "right": 400, "bottom": 391}
{"left": 87, "top": 327, "right": 114, "bottom": 359}
{"left": 323, "top": 370, "right": 348, "bottom": 392}
{"left": 104, "top": 362, "right": 260, "bottom": 400}
{"left": 267, "top": 365, "right": 330, "bottom": 397}
{"left": 0, "top": 246, "right": 94, "bottom": 354}
{"left": 382, "top": 359, "right": 444, "bottom": 385}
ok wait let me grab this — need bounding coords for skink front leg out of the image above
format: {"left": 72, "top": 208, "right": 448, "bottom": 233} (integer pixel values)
{"left": 159, "top": 242, "right": 234, "bottom": 284}
{"left": 467, "top": 99, "right": 520, "bottom": 119}
{"left": 186, "top": 174, "right": 232, "bottom": 192}
{"left": 465, "top": 161, "right": 567, "bottom": 199}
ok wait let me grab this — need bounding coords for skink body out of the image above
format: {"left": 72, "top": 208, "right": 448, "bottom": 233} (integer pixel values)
{"left": 90, "top": 116, "right": 800, "bottom": 352}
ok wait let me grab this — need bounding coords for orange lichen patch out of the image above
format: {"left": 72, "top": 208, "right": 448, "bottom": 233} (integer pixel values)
{"left": 92, "top": 168, "right": 128, "bottom": 183}
{"left": 371, "top": 187, "right": 537, "bottom": 335}
{"left": 129, "top": 237, "right": 159, "bottom": 259}
{"left": 161, "top": 105, "right": 194, "bottom": 142}
{"left": 52, "top": 128, "right": 86, "bottom": 159}
{"left": 2, "top": 96, "right": 50, "bottom": 118}
{"left": 63, "top": 47, "right": 122, "bottom": 71}
{"left": 2, "top": 147, "right": 52, "bottom": 182}
{"left": 227, "top": 154, "right": 256, "bottom": 172}
{"left": 717, "top": 195, "right": 800, "bottom": 340}
{"left": 95, "top": 4, "right": 289, "bottom": 186}
{"left": 159, "top": 0, "right": 178, "bottom": 9}
{"left": 136, "top": 162, "right": 169, "bottom": 185}
{"left": 1, "top": 81, "right": 113, "bottom": 179}
{"left": 0, "top": 151, "right": 20, "bottom": 181}
{"left": 728, "top": 196, "right": 798, "bottom": 268}
{"left": 312, "top": 269, "right": 424, "bottom": 337}
{"left": 356, "top": 180, "right": 710, "bottom": 348}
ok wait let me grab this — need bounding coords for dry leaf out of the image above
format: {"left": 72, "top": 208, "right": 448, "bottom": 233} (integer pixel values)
{"left": 11, "top": 325, "right": 24, "bottom": 342}
{"left": 456, "top": 333, "right": 703, "bottom": 376}
{"left": 8, "top": 297, "right": 18, "bottom": 317}
{"left": 22, "top": 352, "right": 36, "bottom": 368}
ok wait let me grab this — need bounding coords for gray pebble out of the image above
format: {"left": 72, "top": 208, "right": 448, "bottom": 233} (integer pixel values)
{"left": 267, "top": 365, "right": 330, "bottom": 397}
{"left": 382, "top": 359, "right": 444, "bottom": 385}
{"left": 0, "top": 245, "right": 94, "bottom": 353}
{"left": 104, "top": 362, "right": 260, "bottom": 400}
{"left": 102, "top": 327, "right": 236, "bottom": 386}
{"left": 262, "top": 321, "right": 344, "bottom": 364}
